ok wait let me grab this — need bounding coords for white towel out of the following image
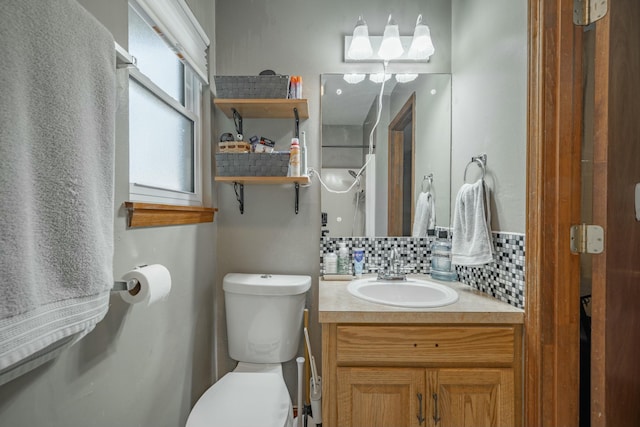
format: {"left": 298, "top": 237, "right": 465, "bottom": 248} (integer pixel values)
{"left": 412, "top": 191, "right": 436, "bottom": 237}
{"left": 0, "top": 0, "right": 115, "bottom": 383}
{"left": 451, "top": 180, "right": 494, "bottom": 265}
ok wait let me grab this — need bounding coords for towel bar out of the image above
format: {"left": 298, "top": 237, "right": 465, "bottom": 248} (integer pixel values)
{"left": 112, "top": 278, "right": 139, "bottom": 292}
{"left": 463, "top": 153, "right": 487, "bottom": 183}
{"left": 115, "top": 42, "right": 136, "bottom": 68}
{"left": 421, "top": 173, "right": 434, "bottom": 193}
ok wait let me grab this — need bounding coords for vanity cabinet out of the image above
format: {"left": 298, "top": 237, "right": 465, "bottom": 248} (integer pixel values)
{"left": 322, "top": 324, "right": 522, "bottom": 427}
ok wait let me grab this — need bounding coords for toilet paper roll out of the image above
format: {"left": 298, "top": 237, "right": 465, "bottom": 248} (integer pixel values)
{"left": 120, "top": 264, "right": 172, "bottom": 305}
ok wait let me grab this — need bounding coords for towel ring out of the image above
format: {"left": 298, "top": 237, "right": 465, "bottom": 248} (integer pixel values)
{"left": 463, "top": 154, "right": 487, "bottom": 183}
{"left": 422, "top": 174, "right": 433, "bottom": 193}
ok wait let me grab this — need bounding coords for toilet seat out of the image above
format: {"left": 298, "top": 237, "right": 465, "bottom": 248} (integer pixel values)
{"left": 186, "top": 371, "right": 293, "bottom": 427}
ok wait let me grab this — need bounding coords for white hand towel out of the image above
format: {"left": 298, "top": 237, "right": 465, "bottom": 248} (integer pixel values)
{"left": 412, "top": 191, "right": 436, "bottom": 237}
{"left": 451, "top": 180, "right": 494, "bottom": 265}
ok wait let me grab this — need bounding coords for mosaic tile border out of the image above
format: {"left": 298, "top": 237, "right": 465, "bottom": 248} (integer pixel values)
{"left": 320, "top": 231, "right": 526, "bottom": 309}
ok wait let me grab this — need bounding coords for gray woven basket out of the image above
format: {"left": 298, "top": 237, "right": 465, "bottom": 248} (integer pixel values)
{"left": 215, "top": 152, "right": 290, "bottom": 176}
{"left": 214, "top": 75, "right": 290, "bottom": 99}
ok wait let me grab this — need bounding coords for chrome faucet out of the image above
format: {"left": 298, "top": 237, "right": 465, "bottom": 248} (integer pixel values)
{"left": 376, "top": 247, "right": 410, "bottom": 281}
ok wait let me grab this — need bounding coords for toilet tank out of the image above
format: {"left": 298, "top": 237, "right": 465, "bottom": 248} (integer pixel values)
{"left": 223, "top": 273, "right": 311, "bottom": 363}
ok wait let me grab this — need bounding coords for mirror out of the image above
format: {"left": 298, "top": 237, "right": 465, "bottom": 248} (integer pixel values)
{"left": 321, "top": 73, "right": 452, "bottom": 237}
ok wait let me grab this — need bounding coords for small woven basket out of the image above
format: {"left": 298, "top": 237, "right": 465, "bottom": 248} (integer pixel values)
{"left": 218, "top": 141, "right": 251, "bottom": 153}
{"left": 215, "top": 152, "right": 290, "bottom": 176}
{"left": 214, "top": 75, "right": 290, "bottom": 99}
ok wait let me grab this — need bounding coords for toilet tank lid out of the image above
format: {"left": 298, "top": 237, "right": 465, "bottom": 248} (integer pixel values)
{"left": 223, "top": 273, "right": 311, "bottom": 296}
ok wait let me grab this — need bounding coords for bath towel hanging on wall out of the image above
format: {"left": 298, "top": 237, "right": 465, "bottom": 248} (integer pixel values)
{"left": 0, "top": 0, "right": 116, "bottom": 385}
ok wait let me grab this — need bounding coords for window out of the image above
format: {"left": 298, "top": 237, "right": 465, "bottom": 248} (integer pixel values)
{"left": 127, "top": 1, "right": 205, "bottom": 206}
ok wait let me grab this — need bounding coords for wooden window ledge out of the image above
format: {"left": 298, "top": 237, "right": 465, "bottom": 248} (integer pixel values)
{"left": 124, "top": 202, "right": 217, "bottom": 228}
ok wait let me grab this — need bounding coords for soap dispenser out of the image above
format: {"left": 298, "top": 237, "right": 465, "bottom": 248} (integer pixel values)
{"left": 430, "top": 230, "right": 457, "bottom": 281}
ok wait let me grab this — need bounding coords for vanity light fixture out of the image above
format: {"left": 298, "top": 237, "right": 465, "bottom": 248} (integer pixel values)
{"left": 345, "top": 13, "right": 435, "bottom": 62}
{"left": 343, "top": 73, "right": 366, "bottom": 84}
{"left": 395, "top": 73, "right": 419, "bottom": 83}
{"left": 346, "top": 16, "right": 373, "bottom": 60}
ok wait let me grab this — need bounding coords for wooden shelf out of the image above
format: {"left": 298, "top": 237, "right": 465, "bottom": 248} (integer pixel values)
{"left": 214, "top": 175, "right": 310, "bottom": 185}
{"left": 213, "top": 98, "right": 309, "bottom": 119}
{"left": 123, "top": 202, "right": 217, "bottom": 228}
{"left": 215, "top": 175, "right": 310, "bottom": 214}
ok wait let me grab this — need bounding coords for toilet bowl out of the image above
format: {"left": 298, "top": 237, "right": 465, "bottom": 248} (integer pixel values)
{"left": 186, "top": 363, "right": 293, "bottom": 427}
{"left": 186, "top": 273, "right": 311, "bottom": 427}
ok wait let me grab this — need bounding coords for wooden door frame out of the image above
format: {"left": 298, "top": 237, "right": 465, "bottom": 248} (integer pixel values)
{"left": 387, "top": 93, "right": 416, "bottom": 236}
{"left": 525, "top": 0, "right": 583, "bottom": 425}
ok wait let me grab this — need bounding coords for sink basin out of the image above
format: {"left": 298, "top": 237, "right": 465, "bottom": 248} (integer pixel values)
{"left": 347, "top": 278, "right": 459, "bottom": 308}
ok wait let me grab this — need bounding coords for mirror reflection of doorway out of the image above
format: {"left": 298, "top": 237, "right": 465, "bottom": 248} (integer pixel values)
{"left": 388, "top": 93, "right": 416, "bottom": 236}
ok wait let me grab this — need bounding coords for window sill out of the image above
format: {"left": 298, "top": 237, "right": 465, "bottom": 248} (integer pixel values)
{"left": 123, "top": 202, "right": 217, "bottom": 228}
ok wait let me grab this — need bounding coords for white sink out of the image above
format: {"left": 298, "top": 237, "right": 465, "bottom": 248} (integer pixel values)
{"left": 347, "top": 277, "right": 459, "bottom": 308}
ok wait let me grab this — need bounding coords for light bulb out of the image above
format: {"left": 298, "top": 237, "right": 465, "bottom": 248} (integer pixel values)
{"left": 347, "top": 16, "right": 373, "bottom": 60}
{"left": 369, "top": 73, "right": 392, "bottom": 83}
{"left": 343, "top": 73, "right": 366, "bottom": 84}
{"left": 395, "top": 73, "right": 418, "bottom": 83}
{"left": 408, "top": 14, "right": 435, "bottom": 60}
{"left": 378, "top": 15, "right": 404, "bottom": 61}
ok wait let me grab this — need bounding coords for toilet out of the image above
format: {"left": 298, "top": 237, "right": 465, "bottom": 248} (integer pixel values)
{"left": 186, "top": 273, "right": 311, "bottom": 427}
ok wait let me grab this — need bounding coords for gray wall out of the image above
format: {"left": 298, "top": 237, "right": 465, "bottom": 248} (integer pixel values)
{"left": 0, "top": 1, "right": 218, "bottom": 426}
{"left": 321, "top": 125, "right": 365, "bottom": 168}
{"left": 451, "top": 0, "right": 528, "bottom": 233}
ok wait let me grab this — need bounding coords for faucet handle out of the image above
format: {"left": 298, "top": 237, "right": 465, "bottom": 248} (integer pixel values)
{"left": 401, "top": 264, "right": 416, "bottom": 274}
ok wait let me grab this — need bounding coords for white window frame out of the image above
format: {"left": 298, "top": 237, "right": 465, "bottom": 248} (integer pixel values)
{"left": 127, "top": 1, "right": 206, "bottom": 206}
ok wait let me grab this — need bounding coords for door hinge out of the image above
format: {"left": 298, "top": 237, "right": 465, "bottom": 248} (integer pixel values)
{"left": 574, "top": 0, "right": 608, "bottom": 25}
{"left": 570, "top": 224, "right": 604, "bottom": 254}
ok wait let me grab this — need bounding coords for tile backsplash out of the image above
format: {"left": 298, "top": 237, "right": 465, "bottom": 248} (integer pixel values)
{"left": 320, "top": 231, "right": 525, "bottom": 309}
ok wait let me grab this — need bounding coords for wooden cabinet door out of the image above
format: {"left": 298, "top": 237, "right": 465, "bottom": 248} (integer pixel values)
{"left": 337, "top": 367, "right": 426, "bottom": 427}
{"left": 435, "top": 368, "right": 514, "bottom": 427}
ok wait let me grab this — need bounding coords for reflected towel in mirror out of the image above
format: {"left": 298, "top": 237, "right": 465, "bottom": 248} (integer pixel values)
{"left": 412, "top": 191, "right": 435, "bottom": 237}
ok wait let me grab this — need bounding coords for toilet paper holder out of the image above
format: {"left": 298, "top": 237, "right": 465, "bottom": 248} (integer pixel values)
{"left": 112, "top": 265, "right": 147, "bottom": 293}
{"left": 112, "top": 278, "right": 140, "bottom": 292}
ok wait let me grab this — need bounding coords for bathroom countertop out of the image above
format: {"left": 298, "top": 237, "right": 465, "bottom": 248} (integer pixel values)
{"left": 319, "top": 274, "right": 524, "bottom": 324}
